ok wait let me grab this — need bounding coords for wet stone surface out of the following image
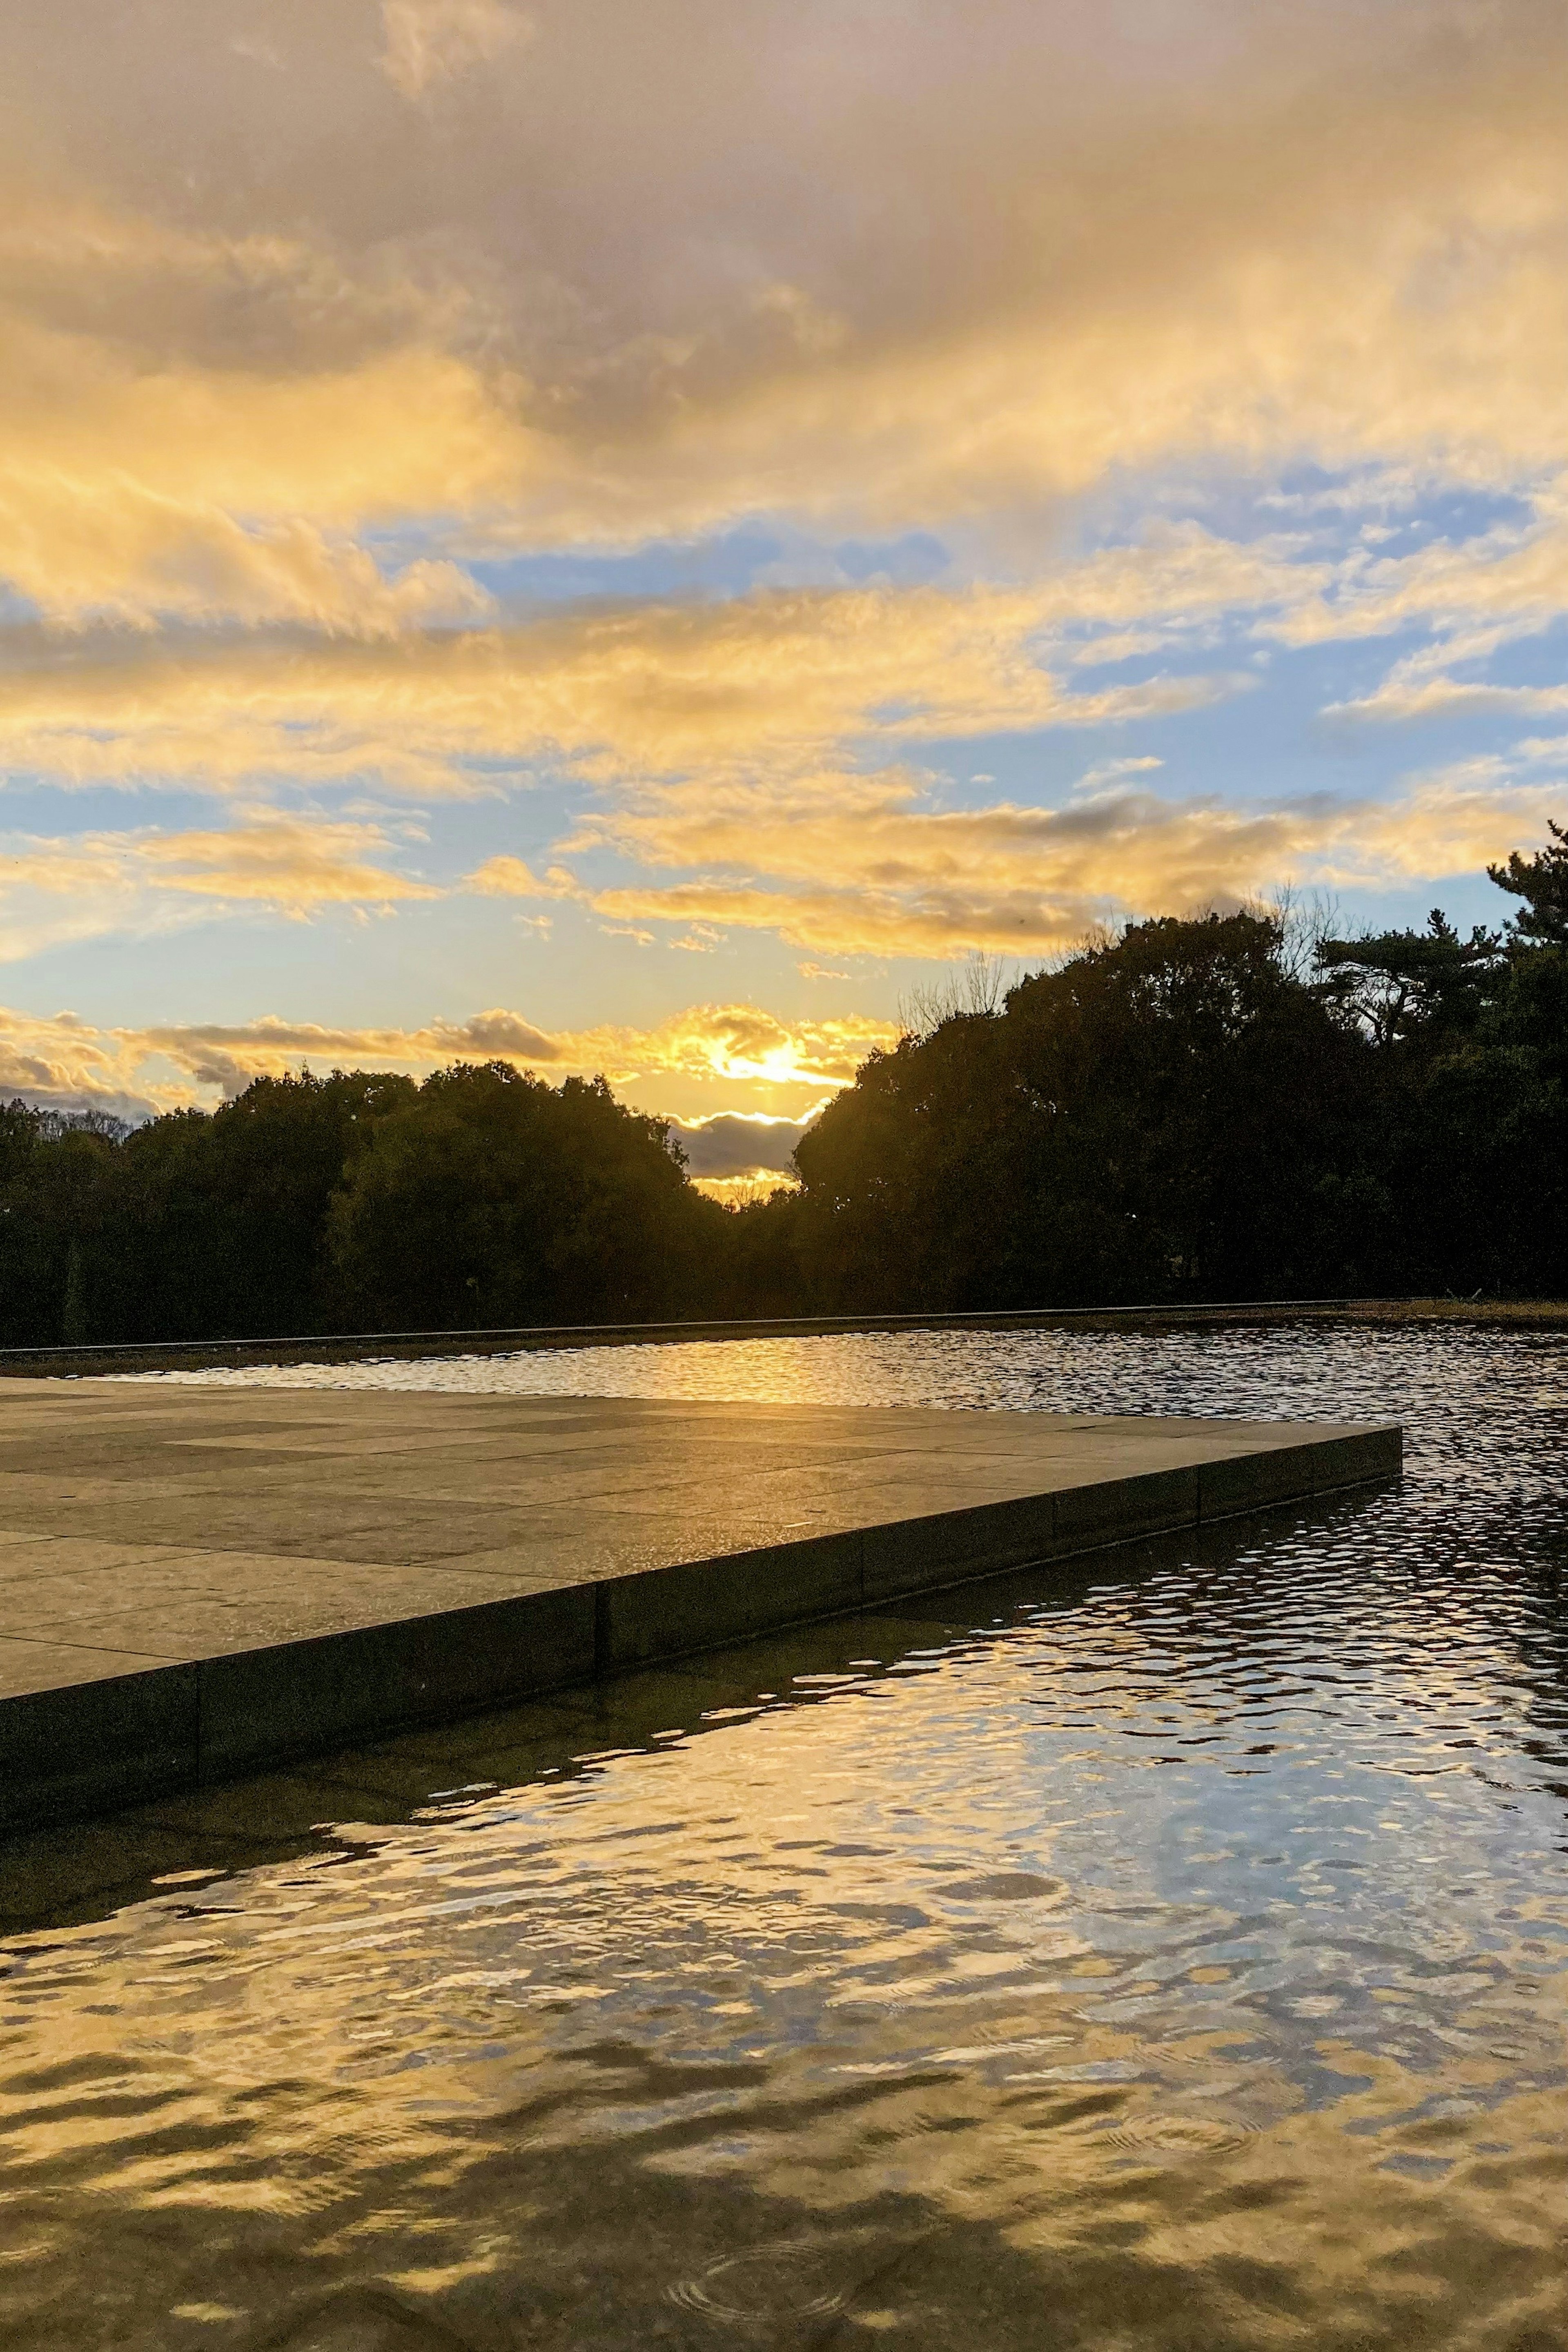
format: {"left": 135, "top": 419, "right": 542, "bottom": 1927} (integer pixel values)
{"left": 0, "top": 1378, "right": 1390, "bottom": 1815}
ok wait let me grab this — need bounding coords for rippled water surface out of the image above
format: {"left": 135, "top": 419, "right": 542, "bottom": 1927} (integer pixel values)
{"left": 4, "top": 1323, "right": 1567, "bottom": 2350}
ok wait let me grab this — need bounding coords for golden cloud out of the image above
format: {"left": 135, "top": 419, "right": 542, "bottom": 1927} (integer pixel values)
{"left": 0, "top": 8, "right": 1565, "bottom": 605}
{"left": 379, "top": 0, "right": 530, "bottom": 100}
{"left": 136, "top": 821, "right": 442, "bottom": 909}
{"left": 0, "top": 818, "right": 438, "bottom": 957}
{"left": 0, "top": 555, "right": 1261, "bottom": 802}
{"left": 0, "top": 741, "right": 1558, "bottom": 976}
{"left": 0, "top": 998, "right": 897, "bottom": 1123}
{"left": 0, "top": 178, "right": 529, "bottom": 629}
{"left": 498, "top": 771, "right": 1568, "bottom": 958}
{"left": 0, "top": 0, "right": 1564, "bottom": 1039}
{"left": 0, "top": 1003, "right": 149, "bottom": 1118}
{"left": 1323, "top": 773, "right": 1568, "bottom": 883}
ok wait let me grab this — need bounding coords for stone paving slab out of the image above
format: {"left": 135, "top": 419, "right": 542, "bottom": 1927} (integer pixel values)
{"left": 0, "top": 1382, "right": 1400, "bottom": 1829}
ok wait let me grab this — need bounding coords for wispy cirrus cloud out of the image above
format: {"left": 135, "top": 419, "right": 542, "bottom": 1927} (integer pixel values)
{"left": 0, "top": 817, "right": 438, "bottom": 958}
{"left": 0, "top": 550, "right": 1271, "bottom": 802}
{"left": 0, "top": 578, "right": 1559, "bottom": 966}
{"left": 476, "top": 767, "right": 1568, "bottom": 959}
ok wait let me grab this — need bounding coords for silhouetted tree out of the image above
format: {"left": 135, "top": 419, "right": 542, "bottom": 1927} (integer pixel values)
{"left": 86, "top": 1072, "right": 416, "bottom": 1342}
{"left": 327, "top": 1062, "right": 725, "bottom": 1330}
{"left": 0, "top": 820, "right": 1560, "bottom": 1351}
{"left": 0, "top": 1108, "right": 120, "bottom": 1346}
{"left": 1309, "top": 861, "right": 1567, "bottom": 1297}
{"left": 1489, "top": 819, "right": 1568, "bottom": 947}
{"left": 790, "top": 911, "right": 1383, "bottom": 1310}
{"left": 1315, "top": 909, "right": 1503, "bottom": 1046}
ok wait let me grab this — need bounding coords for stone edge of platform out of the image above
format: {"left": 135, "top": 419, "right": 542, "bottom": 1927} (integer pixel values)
{"left": 0, "top": 1424, "right": 1401, "bottom": 1835}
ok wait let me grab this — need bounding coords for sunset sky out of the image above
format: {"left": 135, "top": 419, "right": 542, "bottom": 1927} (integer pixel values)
{"left": 2, "top": 0, "right": 1566, "bottom": 1182}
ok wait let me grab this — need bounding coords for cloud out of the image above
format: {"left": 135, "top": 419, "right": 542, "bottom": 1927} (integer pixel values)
{"left": 2, "top": 749, "right": 1556, "bottom": 1119}
{"left": 0, "top": 1004, "right": 160, "bottom": 1122}
{"left": 332, "top": 17, "right": 1568, "bottom": 551}
{"left": 0, "top": 997, "right": 898, "bottom": 1124}
{"left": 0, "top": 0, "right": 1566, "bottom": 1054}
{"left": 0, "top": 183, "right": 528, "bottom": 635}
{"left": 143, "top": 998, "right": 895, "bottom": 1100}
{"left": 557, "top": 770, "right": 1568, "bottom": 958}
{"left": 0, "top": 818, "right": 439, "bottom": 956}
{"left": 1327, "top": 669, "right": 1568, "bottom": 724}
{"left": 0, "top": 768, "right": 1556, "bottom": 1121}
{"left": 0, "top": 474, "right": 494, "bottom": 634}
{"left": 379, "top": 0, "right": 530, "bottom": 100}
{"left": 0, "top": 208, "right": 528, "bottom": 628}
{"left": 1267, "top": 497, "right": 1568, "bottom": 722}
{"left": 466, "top": 855, "right": 579, "bottom": 896}
{"left": 0, "top": 744, "right": 1547, "bottom": 970}
{"left": 4, "top": 9, "right": 1566, "bottom": 599}
{"left": 132, "top": 1009, "right": 563, "bottom": 1098}
{"left": 1324, "top": 771, "right": 1568, "bottom": 883}
{"left": 577, "top": 1004, "right": 896, "bottom": 1091}
{"left": 0, "top": 552, "right": 1266, "bottom": 804}
{"left": 663, "top": 1110, "right": 809, "bottom": 1178}
{"left": 136, "top": 821, "right": 442, "bottom": 911}
{"left": 1280, "top": 500, "right": 1568, "bottom": 651}
{"left": 1073, "top": 756, "right": 1166, "bottom": 795}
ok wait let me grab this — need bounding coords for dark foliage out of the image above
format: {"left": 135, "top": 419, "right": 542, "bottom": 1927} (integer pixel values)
{"left": 1488, "top": 818, "right": 1568, "bottom": 947}
{"left": 1315, "top": 909, "right": 1501, "bottom": 1045}
{"left": 1310, "top": 909, "right": 1568, "bottom": 1297}
{"left": 327, "top": 1062, "right": 722, "bottom": 1330}
{"left": 786, "top": 910, "right": 1385, "bottom": 1310}
{"left": 771, "top": 830, "right": 1564, "bottom": 1311}
{"left": 0, "top": 831, "right": 1562, "bottom": 1347}
{"left": 0, "top": 1064, "right": 725, "bottom": 1345}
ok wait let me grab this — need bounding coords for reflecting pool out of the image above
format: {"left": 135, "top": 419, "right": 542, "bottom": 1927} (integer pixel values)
{"left": 2, "top": 1323, "right": 1565, "bottom": 2349}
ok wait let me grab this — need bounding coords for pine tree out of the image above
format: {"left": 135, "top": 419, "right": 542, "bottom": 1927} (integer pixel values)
{"left": 1488, "top": 820, "right": 1568, "bottom": 947}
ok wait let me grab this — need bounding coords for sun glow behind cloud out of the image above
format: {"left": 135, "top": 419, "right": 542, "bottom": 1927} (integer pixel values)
{"left": 0, "top": 996, "right": 889, "bottom": 1155}
{"left": 0, "top": 0, "right": 1564, "bottom": 1133}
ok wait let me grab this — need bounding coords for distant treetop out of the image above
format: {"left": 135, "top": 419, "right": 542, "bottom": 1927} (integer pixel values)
{"left": 1488, "top": 818, "right": 1568, "bottom": 948}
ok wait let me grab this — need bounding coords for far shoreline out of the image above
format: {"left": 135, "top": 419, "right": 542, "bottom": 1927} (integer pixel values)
{"left": 4, "top": 1294, "right": 1566, "bottom": 1382}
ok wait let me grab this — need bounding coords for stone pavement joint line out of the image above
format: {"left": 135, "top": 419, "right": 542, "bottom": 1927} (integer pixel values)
{"left": 0, "top": 1384, "right": 1401, "bottom": 1831}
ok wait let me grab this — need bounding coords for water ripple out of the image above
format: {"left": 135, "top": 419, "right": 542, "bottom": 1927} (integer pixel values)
{"left": 0, "top": 1321, "right": 1564, "bottom": 2349}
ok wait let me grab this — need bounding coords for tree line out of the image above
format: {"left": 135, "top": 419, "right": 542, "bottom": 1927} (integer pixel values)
{"left": 2, "top": 822, "right": 1564, "bottom": 1346}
